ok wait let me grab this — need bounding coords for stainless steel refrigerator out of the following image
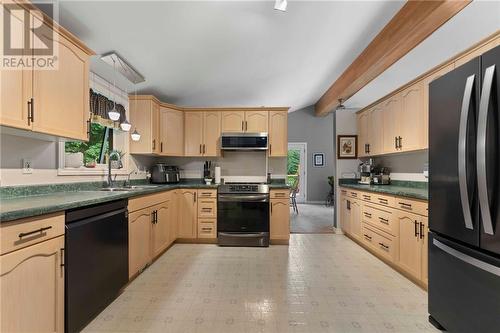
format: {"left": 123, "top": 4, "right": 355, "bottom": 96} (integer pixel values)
{"left": 428, "top": 44, "right": 500, "bottom": 332}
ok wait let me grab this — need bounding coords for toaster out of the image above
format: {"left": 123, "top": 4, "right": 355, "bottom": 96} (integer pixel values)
{"left": 150, "top": 164, "right": 180, "bottom": 184}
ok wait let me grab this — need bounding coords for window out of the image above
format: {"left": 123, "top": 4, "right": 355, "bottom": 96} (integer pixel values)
{"left": 64, "top": 123, "right": 112, "bottom": 166}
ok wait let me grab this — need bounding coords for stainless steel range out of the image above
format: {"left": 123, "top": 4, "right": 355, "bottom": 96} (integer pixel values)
{"left": 217, "top": 183, "right": 270, "bottom": 247}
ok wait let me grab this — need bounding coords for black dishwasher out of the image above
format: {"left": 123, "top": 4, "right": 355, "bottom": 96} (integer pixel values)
{"left": 65, "top": 199, "right": 128, "bottom": 333}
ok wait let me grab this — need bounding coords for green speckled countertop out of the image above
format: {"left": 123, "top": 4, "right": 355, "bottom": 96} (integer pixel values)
{"left": 339, "top": 179, "right": 428, "bottom": 201}
{"left": 0, "top": 179, "right": 289, "bottom": 222}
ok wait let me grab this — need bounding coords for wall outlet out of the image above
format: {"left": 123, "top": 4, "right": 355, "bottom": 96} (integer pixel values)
{"left": 22, "top": 159, "right": 33, "bottom": 174}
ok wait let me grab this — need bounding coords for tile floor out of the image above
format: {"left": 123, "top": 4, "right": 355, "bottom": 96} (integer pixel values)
{"left": 290, "top": 204, "right": 335, "bottom": 234}
{"left": 83, "top": 234, "right": 437, "bottom": 333}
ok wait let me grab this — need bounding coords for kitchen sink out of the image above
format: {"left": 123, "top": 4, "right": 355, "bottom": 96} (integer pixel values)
{"left": 99, "top": 187, "right": 133, "bottom": 192}
{"left": 123, "top": 185, "right": 160, "bottom": 190}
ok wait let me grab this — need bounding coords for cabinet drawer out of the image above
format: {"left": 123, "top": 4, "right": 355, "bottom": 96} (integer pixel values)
{"left": 348, "top": 190, "right": 359, "bottom": 199}
{"left": 270, "top": 189, "right": 289, "bottom": 199}
{"left": 362, "top": 204, "right": 397, "bottom": 236}
{"left": 360, "top": 192, "right": 373, "bottom": 202}
{"left": 198, "top": 199, "right": 217, "bottom": 218}
{"left": 395, "top": 197, "right": 428, "bottom": 216}
{"left": 340, "top": 189, "right": 348, "bottom": 196}
{"left": 198, "top": 189, "right": 217, "bottom": 198}
{"left": 361, "top": 225, "right": 377, "bottom": 248}
{"left": 1, "top": 212, "right": 65, "bottom": 255}
{"left": 364, "top": 223, "right": 397, "bottom": 262}
{"left": 373, "top": 193, "right": 395, "bottom": 207}
{"left": 129, "top": 190, "right": 172, "bottom": 212}
{"left": 198, "top": 219, "right": 217, "bottom": 238}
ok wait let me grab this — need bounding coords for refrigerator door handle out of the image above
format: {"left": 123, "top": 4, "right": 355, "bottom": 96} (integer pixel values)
{"left": 458, "top": 74, "right": 476, "bottom": 230}
{"left": 477, "top": 64, "right": 496, "bottom": 235}
{"left": 433, "top": 238, "right": 500, "bottom": 277}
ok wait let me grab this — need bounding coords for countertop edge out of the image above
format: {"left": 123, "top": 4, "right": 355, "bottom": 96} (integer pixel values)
{"left": 339, "top": 184, "right": 428, "bottom": 201}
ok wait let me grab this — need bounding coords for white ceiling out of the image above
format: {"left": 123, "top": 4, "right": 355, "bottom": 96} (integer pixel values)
{"left": 55, "top": 0, "right": 404, "bottom": 110}
{"left": 54, "top": 1, "right": 499, "bottom": 112}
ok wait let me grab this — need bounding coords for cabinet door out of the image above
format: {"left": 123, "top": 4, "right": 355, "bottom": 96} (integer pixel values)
{"left": 152, "top": 102, "right": 160, "bottom": 154}
{"left": 421, "top": 217, "right": 428, "bottom": 285}
{"left": 152, "top": 201, "right": 170, "bottom": 257}
{"left": 395, "top": 211, "right": 422, "bottom": 279}
{"left": 423, "top": 64, "right": 454, "bottom": 149}
{"left": 160, "top": 107, "right": 184, "bottom": 156}
{"left": 222, "top": 111, "right": 245, "bottom": 132}
{"left": 399, "top": 81, "right": 425, "bottom": 152}
{"left": 340, "top": 196, "right": 350, "bottom": 234}
{"left": 1, "top": 236, "right": 64, "bottom": 333}
{"left": 129, "top": 208, "right": 152, "bottom": 278}
{"left": 203, "top": 111, "right": 221, "bottom": 156}
{"left": 357, "top": 111, "right": 369, "bottom": 157}
{"left": 382, "top": 94, "right": 401, "bottom": 154}
{"left": 178, "top": 190, "right": 197, "bottom": 238}
{"left": 270, "top": 199, "right": 290, "bottom": 240}
{"left": 269, "top": 111, "right": 288, "bottom": 157}
{"left": 184, "top": 112, "right": 203, "bottom": 156}
{"left": 350, "top": 199, "right": 362, "bottom": 240}
{"left": 169, "top": 190, "right": 179, "bottom": 243}
{"left": 32, "top": 20, "right": 90, "bottom": 141}
{"left": 130, "top": 99, "right": 156, "bottom": 154}
{"left": 245, "top": 111, "right": 268, "bottom": 132}
{"left": 368, "top": 105, "right": 384, "bottom": 155}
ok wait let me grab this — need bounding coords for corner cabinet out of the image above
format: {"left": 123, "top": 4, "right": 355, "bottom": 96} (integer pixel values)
{"left": 269, "top": 111, "right": 288, "bottom": 157}
{"left": 0, "top": 4, "right": 94, "bottom": 141}
{"left": 129, "top": 96, "right": 161, "bottom": 155}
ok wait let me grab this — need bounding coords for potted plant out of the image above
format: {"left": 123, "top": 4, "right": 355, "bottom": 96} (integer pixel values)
{"left": 109, "top": 150, "right": 125, "bottom": 169}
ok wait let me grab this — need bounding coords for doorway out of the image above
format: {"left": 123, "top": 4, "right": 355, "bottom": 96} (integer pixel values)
{"left": 287, "top": 142, "right": 307, "bottom": 203}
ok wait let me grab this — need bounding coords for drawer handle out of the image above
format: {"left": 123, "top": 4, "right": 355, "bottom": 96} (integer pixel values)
{"left": 201, "top": 227, "right": 212, "bottom": 232}
{"left": 379, "top": 242, "right": 389, "bottom": 250}
{"left": 18, "top": 226, "right": 52, "bottom": 238}
{"left": 399, "top": 202, "right": 412, "bottom": 208}
{"left": 378, "top": 198, "right": 388, "bottom": 203}
{"left": 201, "top": 208, "right": 212, "bottom": 212}
{"left": 363, "top": 195, "right": 371, "bottom": 199}
{"left": 275, "top": 193, "right": 286, "bottom": 197}
{"left": 363, "top": 212, "right": 372, "bottom": 218}
{"left": 363, "top": 234, "right": 372, "bottom": 240}
{"left": 351, "top": 193, "right": 357, "bottom": 197}
{"left": 378, "top": 217, "right": 389, "bottom": 224}
{"left": 201, "top": 192, "right": 213, "bottom": 196}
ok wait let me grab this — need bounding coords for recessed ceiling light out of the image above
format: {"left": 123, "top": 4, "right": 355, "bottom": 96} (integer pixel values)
{"left": 274, "top": 0, "right": 287, "bottom": 12}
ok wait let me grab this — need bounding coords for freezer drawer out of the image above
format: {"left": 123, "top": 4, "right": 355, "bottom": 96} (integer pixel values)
{"left": 428, "top": 233, "right": 500, "bottom": 333}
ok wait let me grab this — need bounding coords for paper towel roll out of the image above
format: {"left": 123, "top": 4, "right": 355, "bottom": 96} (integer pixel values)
{"left": 215, "top": 166, "right": 221, "bottom": 184}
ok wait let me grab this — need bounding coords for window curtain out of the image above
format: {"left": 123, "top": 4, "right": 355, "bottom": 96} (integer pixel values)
{"left": 89, "top": 88, "right": 127, "bottom": 129}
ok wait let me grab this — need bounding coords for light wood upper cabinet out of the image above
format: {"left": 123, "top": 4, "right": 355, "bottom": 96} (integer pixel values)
{"left": 222, "top": 111, "right": 245, "bottom": 132}
{"left": 245, "top": 111, "right": 268, "bottom": 132}
{"left": 152, "top": 201, "right": 170, "bottom": 257}
{"left": 382, "top": 94, "right": 401, "bottom": 154}
{"left": 269, "top": 110, "right": 288, "bottom": 157}
{"left": 184, "top": 111, "right": 204, "bottom": 156}
{"left": 178, "top": 190, "right": 198, "bottom": 238}
{"left": 368, "top": 105, "right": 384, "bottom": 155}
{"left": 399, "top": 81, "right": 425, "bottom": 152}
{"left": 129, "top": 97, "right": 161, "bottom": 154}
{"left": 159, "top": 107, "right": 184, "bottom": 156}
{"left": 128, "top": 208, "right": 152, "bottom": 278}
{"left": 357, "top": 111, "right": 369, "bottom": 157}
{"left": 1, "top": 235, "right": 64, "bottom": 333}
{"left": 203, "top": 111, "right": 221, "bottom": 157}
{"left": 270, "top": 198, "right": 290, "bottom": 241}
{"left": 395, "top": 210, "right": 423, "bottom": 280}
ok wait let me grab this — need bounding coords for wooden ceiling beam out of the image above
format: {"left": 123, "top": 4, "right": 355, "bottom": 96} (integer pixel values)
{"left": 314, "top": 0, "right": 471, "bottom": 116}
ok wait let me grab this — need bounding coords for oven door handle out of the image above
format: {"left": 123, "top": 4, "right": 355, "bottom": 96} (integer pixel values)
{"left": 218, "top": 194, "right": 269, "bottom": 202}
{"left": 218, "top": 232, "right": 268, "bottom": 238}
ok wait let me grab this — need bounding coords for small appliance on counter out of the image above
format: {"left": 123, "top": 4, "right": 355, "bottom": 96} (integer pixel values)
{"left": 372, "top": 167, "right": 391, "bottom": 185}
{"left": 358, "top": 159, "right": 374, "bottom": 184}
{"left": 150, "top": 164, "right": 180, "bottom": 184}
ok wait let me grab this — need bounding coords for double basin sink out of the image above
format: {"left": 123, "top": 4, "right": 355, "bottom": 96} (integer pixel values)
{"left": 99, "top": 185, "right": 161, "bottom": 192}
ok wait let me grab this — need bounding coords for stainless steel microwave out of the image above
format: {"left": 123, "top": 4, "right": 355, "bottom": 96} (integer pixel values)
{"left": 220, "top": 132, "right": 268, "bottom": 151}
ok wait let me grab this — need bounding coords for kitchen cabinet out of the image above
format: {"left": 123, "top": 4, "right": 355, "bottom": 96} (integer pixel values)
{"left": 159, "top": 106, "right": 184, "bottom": 156}
{"left": 196, "top": 189, "right": 217, "bottom": 239}
{"left": 269, "top": 110, "right": 288, "bottom": 157}
{"left": 184, "top": 111, "right": 221, "bottom": 157}
{"left": 151, "top": 201, "right": 171, "bottom": 257}
{"left": 340, "top": 194, "right": 351, "bottom": 234}
{"left": 129, "top": 207, "right": 152, "bottom": 278}
{"left": 178, "top": 189, "right": 198, "bottom": 238}
{"left": 1, "top": 235, "right": 64, "bottom": 333}
{"left": 221, "top": 110, "right": 268, "bottom": 133}
{"left": 129, "top": 96, "right": 161, "bottom": 154}
{"left": 349, "top": 199, "right": 362, "bottom": 240}
{"left": 368, "top": 105, "right": 384, "bottom": 155}
{"left": 357, "top": 111, "right": 369, "bottom": 157}
{"left": 421, "top": 217, "right": 428, "bottom": 285}
{"left": 0, "top": 5, "right": 93, "bottom": 141}
{"left": 395, "top": 210, "right": 426, "bottom": 281}
{"left": 270, "top": 198, "right": 290, "bottom": 241}
{"left": 399, "top": 81, "right": 425, "bottom": 152}
{"left": 382, "top": 93, "right": 401, "bottom": 154}
{"left": 169, "top": 190, "right": 180, "bottom": 243}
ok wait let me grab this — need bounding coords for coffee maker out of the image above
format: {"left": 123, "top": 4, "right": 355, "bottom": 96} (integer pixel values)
{"left": 358, "top": 159, "right": 374, "bottom": 184}
{"left": 373, "top": 167, "right": 391, "bottom": 185}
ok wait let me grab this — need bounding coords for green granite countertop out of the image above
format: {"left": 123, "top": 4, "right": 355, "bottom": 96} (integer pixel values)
{"left": 339, "top": 179, "right": 428, "bottom": 201}
{"left": 0, "top": 179, "right": 289, "bottom": 222}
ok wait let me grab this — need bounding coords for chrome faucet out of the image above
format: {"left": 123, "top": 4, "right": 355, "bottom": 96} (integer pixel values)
{"left": 124, "top": 169, "right": 136, "bottom": 188}
{"left": 107, "top": 151, "right": 121, "bottom": 188}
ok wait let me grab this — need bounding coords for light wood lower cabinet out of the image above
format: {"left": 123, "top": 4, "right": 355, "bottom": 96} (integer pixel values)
{"left": 196, "top": 190, "right": 217, "bottom": 240}
{"left": 152, "top": 201, "right": 171, "bottom": 257}
{"left": 340, "top": 195, "right": 351, "bottom": 234}
{"left": 349, "top": 199, "right": 362, "bottom": 240}
{"left": 178, "top": 189, "right": 198, "bottom": 238}
{"left": 129, "top": 207, "right": 153, "bottom": 278}
{"left": 270, "top": 197, "right": 290, "bottom": 241}
{"left": 1, "top": 235, "right": 64, "bottom": 333}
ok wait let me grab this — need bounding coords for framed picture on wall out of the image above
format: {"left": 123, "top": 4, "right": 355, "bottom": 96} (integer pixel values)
{"left": 313, "top": 153, "right": 325, "bottom": 167}
{"left": 337, "top": 135, "right": 358, "bottom": 159}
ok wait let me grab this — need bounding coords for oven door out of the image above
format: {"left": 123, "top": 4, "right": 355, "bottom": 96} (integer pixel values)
{"left": 217, "top": 194, "right": 270, "bottom": 246}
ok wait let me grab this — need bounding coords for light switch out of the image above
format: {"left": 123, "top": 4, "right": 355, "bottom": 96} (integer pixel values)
{"left": 22, "top": 159, "right": 33, "bottom": 174}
